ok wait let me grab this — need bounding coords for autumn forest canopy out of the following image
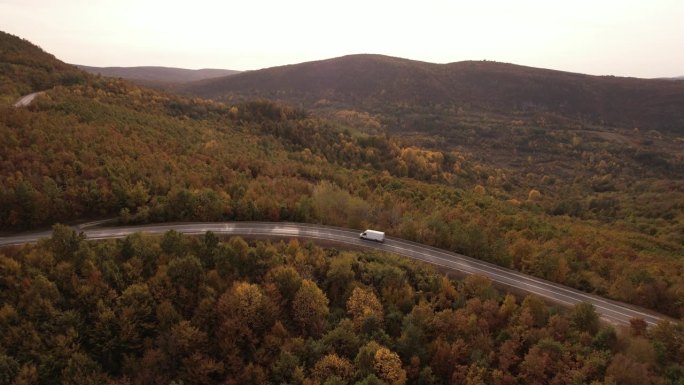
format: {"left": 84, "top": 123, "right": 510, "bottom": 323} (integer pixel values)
{"left": 1, "top": 226, "right": 683, "bottom": 384}
{"left": 0, "top": 30, "right": 683, "bottom": 384}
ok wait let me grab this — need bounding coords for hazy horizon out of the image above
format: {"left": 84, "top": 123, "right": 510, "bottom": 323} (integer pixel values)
{"left": 1, "top": 0, "right": 683, "bottom": 78}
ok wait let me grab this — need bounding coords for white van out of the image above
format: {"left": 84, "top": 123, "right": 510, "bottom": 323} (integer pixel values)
{"left": 360, "top": 229, "right": 385, "bottom": 242}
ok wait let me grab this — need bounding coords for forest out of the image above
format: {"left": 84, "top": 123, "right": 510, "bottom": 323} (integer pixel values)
{"left": 1, "top": 31, "right": 683, "bottom": 323}
{"left": 0, "top": 226, "right": 682, "bottom": 385}
{"left": 0, "top": 32, "right": 86, "bottom": 103}
{"left": 1, "top": 78, "right": 682, "bottom": 319}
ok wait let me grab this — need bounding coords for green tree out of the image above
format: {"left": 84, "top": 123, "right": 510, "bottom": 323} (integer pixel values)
{"left": 521, "top": 295, "right": 549, "bottom": 328}
{"left": 265, "top": 265, "right": 303, "bottom": 304}
{"left": 0, "top": 354, "right": 19, "bottom": 385}
{"left": 50, "top": 224, "right": 85, "bottom": 261}
{"left": 118, "top": 283, "right": 155, "bottom": 351}
{"left": 167, "top": 255, "right": 204, "bottom": 292}
{"left": 462, "top": 275, "right": 497, "bottom": 300}
{"left": 269, "top": 351, "right": 300, "bottom": 385}
{"left": 356, "top": 374, "right": 387, "bottom": 385}
{"left": 160, "top": 230, "right": 188, "bottom": 257}
{"left": 292, "top": 279, "right": 329, "bottom": 337}
{"left": 197, "top": 231, "right": 219, "bottom": 269}
{"left": 355, "top": 341, "right": 382, "bottom": 378}
{"left": 326, "top": 253, "right": 356, "bottom": 306}
{"left": 571, "top": 302, "right": 600, "bottom": 335}
{"left": 61, "top": 352, "right": 108, "bottom": 385}
{"left": 159, "top": 321, "right": 223, "bottom": 385}
{"left": 322, "top": 318, "right": 361, "bottom": 359}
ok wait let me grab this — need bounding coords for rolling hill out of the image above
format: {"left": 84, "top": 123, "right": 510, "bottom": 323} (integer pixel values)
{"left": 180, "top": 54, "right": 684, "bottom": 133}
{"left": 1, "top": 29, "right": 684, "bottom": 385}
{"left": 2, "top": 29, "right": 684, "bottom": 318}
{"left": 0, "top": 31, "right": 87, "bottom": 102}
{"left": 77, "top": 65, "right": 239, "bottom": 88}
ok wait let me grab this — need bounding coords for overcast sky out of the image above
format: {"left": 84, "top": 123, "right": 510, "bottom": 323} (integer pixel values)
{"left": 1, "top": 0, "right": 682, "bottom": 78}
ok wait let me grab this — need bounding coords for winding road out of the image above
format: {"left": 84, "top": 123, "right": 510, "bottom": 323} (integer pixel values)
{"left": 0, "top": 221, "right": 670, "bottom": 327}
{"left": 13, "top": 91, "right": 42, "bottom": 107}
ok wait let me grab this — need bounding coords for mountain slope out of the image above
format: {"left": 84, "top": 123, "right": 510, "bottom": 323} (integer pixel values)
{"left": 2, "top": 32, "right": 683, "bottom": 320}
{"left": 0, "top": 31, "right": 86, "bottom": 102}
{"left": 181, "top": 54, "right": 684, "bottom": 133}
{"left": 77, "top": 65, "right": 239, "bottom": 87}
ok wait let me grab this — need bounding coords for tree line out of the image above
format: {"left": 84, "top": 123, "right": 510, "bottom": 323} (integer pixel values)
{"left": 1, "top": 75, "right": 682, "bottom": 319}
{"left": 0, "top": 226, "right": 682, "bottom": 385}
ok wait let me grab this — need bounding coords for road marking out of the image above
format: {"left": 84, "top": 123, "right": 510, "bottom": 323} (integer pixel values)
{"left": 1, "top": 222, "right": 669, "bottom": 326}
{"left": 381, "top": 242, "right": 659, "bottom": 325}
{"left": 385, "top": 239, "right": 663, "bottom": 323}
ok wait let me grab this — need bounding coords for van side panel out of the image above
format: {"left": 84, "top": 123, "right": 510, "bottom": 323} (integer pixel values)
{"left": 360, "top": 230, "right": 385, "bottom": 242}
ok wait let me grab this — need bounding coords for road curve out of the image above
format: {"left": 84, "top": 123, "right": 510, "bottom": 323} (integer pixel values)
{"left": 13, "top": 91, "right": 43, "bottom": 107}
{"left": 0, "top": 221, "right": 670, "bottom": 327}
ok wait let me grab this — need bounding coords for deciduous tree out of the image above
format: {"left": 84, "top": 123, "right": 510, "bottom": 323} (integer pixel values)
{"left": 347, "top": 287, "right": 384, "bottom": 330}
{"left": 292, "top": 279, "right": 329, "bottom": 337}
{"left": 374, "top": 347, "right": 406, "bottom": 385}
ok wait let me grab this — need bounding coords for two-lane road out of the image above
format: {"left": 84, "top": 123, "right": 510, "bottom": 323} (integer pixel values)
{"left": 13, "top": 91, "right": 43, "bottom": 107}
{"left": 0, "top": 222, "right": 670, "bottom": 327}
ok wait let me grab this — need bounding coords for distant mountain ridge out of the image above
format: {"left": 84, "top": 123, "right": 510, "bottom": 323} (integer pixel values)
{"left": 77, "top": 65, "right": 239, "bottom": 87}
{"left": 180, "top": 54, "right": 684, "bottom": 133}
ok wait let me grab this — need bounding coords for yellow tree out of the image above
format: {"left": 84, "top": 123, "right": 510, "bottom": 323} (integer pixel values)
{"left": 346, "top": 287, "right": 384, "bottom": 330}
{"left": 433, "top": 276, "right": 459, "bottom": 310}
{"left": 311, "top": 353, "right": 354, "bottom": 383}
{"left": 216, "top": 281, "right": 276, "bottom": 352}
{"left": 374, "top": 347, "right": 406, "bottom": 385}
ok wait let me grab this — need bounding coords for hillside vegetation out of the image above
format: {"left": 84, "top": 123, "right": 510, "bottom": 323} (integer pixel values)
{"left": 180, "top": 54, "right": 684, "bottom": 133}
{"left": 2, "top": 75, "right": 683, "bottom": 319}
{"left": 1, "top": 32, "right": 683, "bottom": 321}
{"left": 0, "top": 227, "right": 682, "bottom": 384}
{"left": 0, "top": 31, "right": 87, "bottom": 103}
{"left": 177, "top": 54, "right": 684, "bottom": 256}
{"left": 77, "top": 65, "right": 239, "bottom": 89}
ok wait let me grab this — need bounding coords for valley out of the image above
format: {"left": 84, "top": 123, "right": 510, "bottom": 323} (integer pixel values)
{"left": 77, "top": 65, "right": 240, "bottom": 89}
{"left": 1, "top": 29, "right": 683, "bottom": 385}
{"left": 1, "top": 31, "right": 682, "bottom": 319}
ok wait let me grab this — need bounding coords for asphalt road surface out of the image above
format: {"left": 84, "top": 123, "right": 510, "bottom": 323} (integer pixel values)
{"left": 13, "top": 91, "right": 42, "bottom": 107}
{"left": 0, "top": 221, "right": 669, "bottom": 327}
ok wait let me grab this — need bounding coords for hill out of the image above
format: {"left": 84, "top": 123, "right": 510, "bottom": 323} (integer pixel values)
{"left": 180, "top": 54, "right": 684, "bottom": 133}
{"left": 0, "top": 31, "right": 86, "bottom": 103}
{"left": 2, "top": 31, "right": 684, "bottom": 321}
{"left": 1, "top": 32, "right": 684, "bottom": 384}
{"left": 178, "top": 55, "right": 684, "bottom": 250}
{"left": 77, "top": 65, "right": 239, "bottom": 87}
